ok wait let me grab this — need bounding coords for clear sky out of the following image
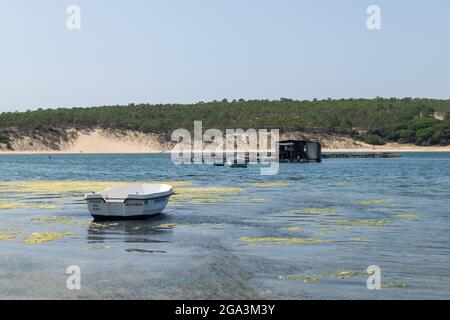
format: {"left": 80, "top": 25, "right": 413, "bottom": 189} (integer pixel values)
{"left": 1, "top": 0, "right": 449, "bottom": 112}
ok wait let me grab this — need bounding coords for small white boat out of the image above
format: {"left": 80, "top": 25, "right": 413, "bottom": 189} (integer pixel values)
{"left": 85, "top": 184, "right": 173, "bottom": 220}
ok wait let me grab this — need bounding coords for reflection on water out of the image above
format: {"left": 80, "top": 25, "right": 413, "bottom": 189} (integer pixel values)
{"left": 0, "top": 153, "right": 450, "bottom": 299}
{"left": 87, "top": 220, "right": 173, "bottom": 244}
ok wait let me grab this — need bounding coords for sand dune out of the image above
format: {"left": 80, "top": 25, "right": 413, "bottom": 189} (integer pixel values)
{"left": 0, "top": 129, "right": 172, "bottom": 154}
{"left": 66, "top": 130, "right": 158, "bottom": 153}
{"left": 1, "top": 128, "right": 450, "bottom": 154}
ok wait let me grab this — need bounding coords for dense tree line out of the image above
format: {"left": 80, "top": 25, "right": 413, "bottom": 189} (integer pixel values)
{"left": 0, "top": 98, "right": 449, "bottom": 146}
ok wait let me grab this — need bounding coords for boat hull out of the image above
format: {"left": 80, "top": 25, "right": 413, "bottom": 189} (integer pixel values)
{"left": 92, "top": 212, "right": 163, "bottom": 221}
{"left": 86, "top": 195, "right": 171, "bottom": 220}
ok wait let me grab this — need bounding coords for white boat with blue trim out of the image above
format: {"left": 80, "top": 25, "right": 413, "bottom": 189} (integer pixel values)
{"left": 85, "top": 184, "right": 173, "bottom": 220}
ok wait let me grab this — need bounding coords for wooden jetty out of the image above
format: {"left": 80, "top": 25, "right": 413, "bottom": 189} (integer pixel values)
{"left": 322, "top": 153, "right": 400, "bottom": 159}
{"left": 192, "top": 141, "right": 401, "bottom": 165}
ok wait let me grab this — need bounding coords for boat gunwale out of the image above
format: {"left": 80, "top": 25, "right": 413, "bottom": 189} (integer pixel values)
{"left": 85, "top": 192, "right": 173, "bottom": 203}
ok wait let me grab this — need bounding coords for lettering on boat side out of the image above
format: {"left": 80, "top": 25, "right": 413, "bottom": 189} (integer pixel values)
{"left": 125, "top": 202, "right": 143, "bottom": 207}
{"left": 175, "top": 304, "right": 276, "bottom": 317}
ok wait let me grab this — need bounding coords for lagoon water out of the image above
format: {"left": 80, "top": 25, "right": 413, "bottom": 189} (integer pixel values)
{"left": 0, "top": 153, "right": 449, "bottom": 299}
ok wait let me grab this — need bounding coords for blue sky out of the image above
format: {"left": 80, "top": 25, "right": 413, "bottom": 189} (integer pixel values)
{"left": 0, "top": 0, "right": 449, "bottom": 112}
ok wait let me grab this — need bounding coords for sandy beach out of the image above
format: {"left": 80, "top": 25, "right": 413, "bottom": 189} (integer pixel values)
{"left": 1, "top": 143, "right": 450, "bottom": 155}
{"left": 1, "top": 128, "right": 450, "bottom": 154}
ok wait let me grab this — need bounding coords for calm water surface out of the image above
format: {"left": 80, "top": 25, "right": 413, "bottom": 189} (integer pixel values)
{"left": 0, "top": 153, "right": 449, "bottom": 299}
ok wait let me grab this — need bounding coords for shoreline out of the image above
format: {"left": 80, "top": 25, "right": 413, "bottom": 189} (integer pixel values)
{"left": 3, "top": 127, "right": 450, "bottom": 155}
{"left": 1, "top": 147, "right": 450, "bottom": 155}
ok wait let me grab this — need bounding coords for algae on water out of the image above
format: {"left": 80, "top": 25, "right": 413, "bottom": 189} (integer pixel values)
{"left": 172, "top": 187, "right": 241, "bottom": 204}
{"left": 38, "top": 205, "right": 62, "bottom": 210}
{"left": 31, "top": 216, "right": 73, "bottom": 224}
{"left": 239, "top": 237, "right": 334, "bottom": 245}
{"left": 157, "top": 223, "right": 178, "bottom": 229}
{"left": 278, "top": 275, "right": 321, "bottom": 282}
{"left": 324, "top": 219, "right": 391, "bottom": 227}
{"left": 0, "top": 180, "right": 191, "bottom": 196}
{"left": 381, "top": 281, "right": 409, "bottom": 288}
{"left": 24, "top": 232, "right": 76, "bottom": 244}
{"left": 283, "top": 227, "right": 301, "bottom": 232}
{"left": 0, "top": 235, "right": 15, "bottom": 240}
{"left": 0, "top": 203, "right": 24, "bottom": 210}
{"left": 358, "top": 199, "right": 393, "bottom": 205}
{"left": 253, "top": 182, "right": 290, "bottom": 188}
{"left": 396, "top": 214, "right": 420, "bottom": 219}
{"left": 329, "top": 270, "right": 357, "bottom": 279}
{"left": 284, "top": 208, "right": 338, "bottom": 215}
{"left": 350, "top": 237, "right": 372, "bottom": 242}
{"left": 245, "top": 198, "right": 266, "bottom": 204}
{"left": 280, "top": 269, "right": 359, "bottom": 283}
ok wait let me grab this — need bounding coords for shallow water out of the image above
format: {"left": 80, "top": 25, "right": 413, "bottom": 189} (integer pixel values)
{"left": 0, "top": 153, "right": 449, "bottom": 299}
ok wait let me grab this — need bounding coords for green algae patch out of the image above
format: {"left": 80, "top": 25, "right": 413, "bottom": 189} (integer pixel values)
{"left": 87, "top": 222, "right": 119, "bottom": 231}
{"left": 175, "top": 187, "right": 242, "bottom": 195}
{"left": 239, "top": 237, "right": 334, "bottom": 245}
{"left": 31, "top": 216, "right": 116, "bottom": 228}
{"left": 187, "top": 223, "right": 226, "bottom": 229}
{"left": 0, "top": 203, "right": 25, "bottom": 210}
{"left": 0, "top": 228, "right": 20, "bottom": 234}
{"left": 31, "top": 216, "right": 74, "bottom": 224}
{"left": 0, "top": 181, "right": 117, "bottom": 195}
{"left": 396, "top": 214, "right": 420, "bottom": 219}
{"left": 324, "top": 219, "right": 391, "bottom": 227}
{"left": 285, "top": 208, "right": 338, "bottom": 215}
{"left": 350, "top": 237, "right": 372, "bottom": 242}
{"left": 245, "top": 198, "right": 266, "bottom": 204}
{"left": 278, "top": 275, "right": 321, "bottom": 282}
{"left": 280, "top": 270, "right": 361, "bottom": 282}
{"left": 90, "top": 222, "right": 118, "bottom": 228}
{"left": 358, "top": 199, "right": 393, "bottom": 205}
{"left": 313, "top": 225, "right": 350, "bottom": 236}
{"left": 0, "top": 202, "right": 63, "bottom": 211}
{"left": 0, "top": 235, "right": 15, "bottom": 241}
{"left": 283, "top": 227, "right": 301, "bottom": 232}
{"left": 157, "top": 223, "right": 179, "bottom": 229}
{"left": 0, "top": 180, "right": 192, "bottom": 196}
{"left": 381, "top": 281, "right": 409, "bottom": 288}
{"left": 173, "top": 187, "right": 242, "bottom": 204}
{"left": 38, "top": 205, "right": 63, "bottom": 210}
{"left": 329, "top": 270, "right": 357, "bottom": 279}
{"left": 253, "top": 182, "right": 290, "bottom": 188}
{"left": 24, "top": 232, "right": 76, "bottom": 244}
{"left": 192, "top": 197, "right": 224, "bottom": 204}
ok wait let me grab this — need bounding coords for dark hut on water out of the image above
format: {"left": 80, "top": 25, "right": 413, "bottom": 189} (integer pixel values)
{"left": 278, "top": 140, "right": 321, "bottom": 163}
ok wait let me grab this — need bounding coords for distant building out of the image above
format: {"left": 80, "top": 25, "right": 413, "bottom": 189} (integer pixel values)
{"left": 279, "top": 140, "right": 321, "bottom": 163}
